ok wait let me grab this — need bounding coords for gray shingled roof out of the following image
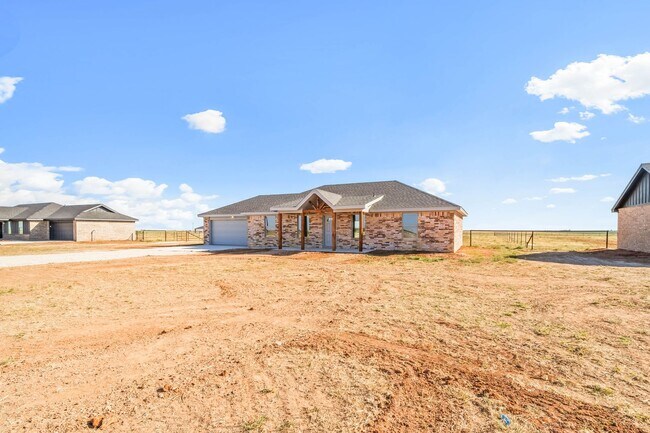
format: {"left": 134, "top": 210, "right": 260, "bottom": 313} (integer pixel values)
{"left": 199, "top": 181, "right": 466, "bottom": 217}
{"left": 0, "top": 203, "right": 137, "bottom": 222}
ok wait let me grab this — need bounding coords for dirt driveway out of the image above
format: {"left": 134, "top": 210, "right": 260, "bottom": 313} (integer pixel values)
{"left": 0, "top": 248, "right": 648, "bottom": 432}
{"left": 0, "top": 244, "right": 239, "bottom": 268}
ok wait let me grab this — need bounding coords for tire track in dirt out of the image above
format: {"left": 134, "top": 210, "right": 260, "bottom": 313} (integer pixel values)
{"left": 287, "top": 331, "right": 647, "bottom": 433}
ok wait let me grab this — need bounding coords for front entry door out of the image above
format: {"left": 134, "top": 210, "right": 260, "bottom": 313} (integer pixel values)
{"left": 323, "top": 216, "right": 332, "bottom": 247}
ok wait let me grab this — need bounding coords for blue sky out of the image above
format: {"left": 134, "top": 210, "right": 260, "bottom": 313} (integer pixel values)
{"left": 1, "top": 1, "right": 649, "bottom": 229}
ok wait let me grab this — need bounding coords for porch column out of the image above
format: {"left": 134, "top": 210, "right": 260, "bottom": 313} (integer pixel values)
{"left": 278, "top": 213, "right": 283, "bottom": 250}
{"left": 358, "top": 212, "right": 364, "bottom": 252}
{"left": 332, "top": 213, "right": 337, "bottom": 252}
{"left": 300, "top": 213, "right": 306, "bottom": 250}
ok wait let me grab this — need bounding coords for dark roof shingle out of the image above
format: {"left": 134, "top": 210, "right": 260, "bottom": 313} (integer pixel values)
{"left": 199, "top": 180, "right": 466, "bottom": 216}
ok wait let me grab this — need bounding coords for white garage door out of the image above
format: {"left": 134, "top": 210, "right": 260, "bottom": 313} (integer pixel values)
{"left": 210, "top": 219, "right": 248, "bottom": 246}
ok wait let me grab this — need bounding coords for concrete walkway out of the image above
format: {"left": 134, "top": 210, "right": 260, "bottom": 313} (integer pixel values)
{"left": 0, "top": 245, "right": 240, "bottom": 268}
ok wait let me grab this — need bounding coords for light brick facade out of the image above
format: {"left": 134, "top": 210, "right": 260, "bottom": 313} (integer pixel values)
{"left": 617, "top": 204, "right": 650, "bottom": 253}
{"left": 75, "top": 221, "right": 136, "bottom": 242}
{"left": 236, "top": 210, "right": 463, "bottom": 252}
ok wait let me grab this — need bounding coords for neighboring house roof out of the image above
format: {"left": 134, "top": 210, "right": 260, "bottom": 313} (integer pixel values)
{"left": 0, "top": 203, "right": 137, "bottom": 222}
{"left": 612, "top": 163, "right": 650, "bottom": 212}
{"left": 199, "top": 180, "right": 467, "bottom": 217}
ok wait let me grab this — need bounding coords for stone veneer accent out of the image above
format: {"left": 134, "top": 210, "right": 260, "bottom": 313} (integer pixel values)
{"left": 203, "top": 217, "right": 210, "bottom": 244}
{"left": 243, "top": 210, "right": 462, "bottom": 252}
{"left": 617, "top": 204, "right": 650, "bottom": 253}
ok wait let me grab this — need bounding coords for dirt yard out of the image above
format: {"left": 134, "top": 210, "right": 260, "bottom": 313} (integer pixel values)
{"left": 0, "top": 247, "right": 648, "bottom": 432}
{"left": 0, "top": 240, "right": 202, "bottom": 256}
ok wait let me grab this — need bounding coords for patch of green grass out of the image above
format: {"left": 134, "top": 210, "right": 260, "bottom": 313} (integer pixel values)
{"left": 511, "top": 301, "right": 529, "bottom": 310}
{"left": 533, "top": 326, "right": 551, "bottom": 336}
{"left": 588, "top": 384, "right": 614, "bottom": 397}
{"left": 407, "top": 256, "right": 444, "bottom": 263}
{"left": 242, "top": 415, "right": 267, "bottom": 432}
{"left": 619, "top": 336, "right": 632, "bottom": 346}
{"left": 259, "top": 388, "right": 273, "bottom": 394}
{"left": 572, "top": 331, "right": 589, "bottom": 341}
{"left": 0, "top": 288, "right": 15, "bottom": 296}
{"left": 0, "top": 357, "right": 13, "bottom": 367}
{"left": 496, "top": 322, "right": 511, "bottom": 329}
{"left": 566, "top": 343, "right": 590, "bottom": 357}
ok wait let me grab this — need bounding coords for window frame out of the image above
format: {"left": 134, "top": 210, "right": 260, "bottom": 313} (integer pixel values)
{"left": 402, "top": 213, "right": 418, "bottom": 239}
{"left": 264, "top": 215, "right": 277, "bottom": 238}
{"left": 352, "top": 214, "right": 360, "bottom": 239}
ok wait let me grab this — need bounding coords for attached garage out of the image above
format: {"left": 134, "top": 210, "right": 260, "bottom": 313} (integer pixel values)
{"left": 210, "top": 218, "right": 248, "bottom": 246}
{"left": 49, "top": 222, "right": 74, "bottom": 241}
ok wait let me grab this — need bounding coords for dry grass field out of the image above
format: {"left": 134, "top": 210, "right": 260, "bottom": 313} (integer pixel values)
{"left": 0, "top": 244, "right": 648, "bottom": 432}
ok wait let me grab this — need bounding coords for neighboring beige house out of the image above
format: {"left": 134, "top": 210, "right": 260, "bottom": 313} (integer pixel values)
{"left": 0, "top": 203, "right": 137, "bottom": 242}
{"left": 199, "top": 180, "right": 467, "bottom": 252}
{"left": 612, "top": 163, "right": 650, "bottom": 253}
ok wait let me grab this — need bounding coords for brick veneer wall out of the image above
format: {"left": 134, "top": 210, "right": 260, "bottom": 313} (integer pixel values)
{"left": 618, "top": 204, "right": 650, "bottom": 253}
{"left": 281, "top": 214, "right": 301, "bottom": 248}
{"left": 365, "top": 211, "right": 460, "bottom": 252}
{"left": 29, "top": 220, "right": 50, "bottom": 241}
{"left": 245, "top": 210, "right": 463, "bottom": 252}
{"left": 248, "top": 215, "right": 278, "bottom": 248}
{"left": 75, "top": 221, "right": 135, "bottom": 241}
{"left": 335, "top": 212, "right": 359, "bottom": 250}
{"left": 304, "top": 213, "right": 324, "bottom": 248}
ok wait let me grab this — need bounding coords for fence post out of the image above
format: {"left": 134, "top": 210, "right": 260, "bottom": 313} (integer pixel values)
{"left": 470, "top": 230, "right": 472, "bottom": 247}
{"left": 605, "top": 231, "right": 609, "bottom": 249}
{"left": 531, "top": 231, "right": 534, "bottom": 250}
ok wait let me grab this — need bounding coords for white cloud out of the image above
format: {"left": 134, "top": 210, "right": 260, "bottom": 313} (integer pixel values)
{"left": 548, "top": 173, "right": 610, "bottom": 182}
{"left": 417, "top": 178, "right": 447, "bottom": 195}
{"left": 600, "top": 196, "right": 615, "bottom": 202}
{"left": 74, "top": 176, "right": 168, "bottom": 199}
{"left": 549, "top": 187, "right": 576, "bottom": 194}
{"left": 546, "top": 204, "right": 556, "bottom": 209}
{"left": 501, "top": 198, "right": 517, "bottom": 204}
{"left": 526, "top": 53, "right": 650, "bottom": 114}
{"left": 558, "top": 107, "right": 571, "bottom": 115}
{"left": 530, "top": 122, "right": 590, "bottom": 143}
{"left": 524, "top": 196, "right": 544, "bottom": 201}
{"left": 0, "top": 149, "right": 217, "bottom": 229}
{"left": 579, "top": 111, "right": 595, "bottom": 120}
{"left": 628, "top": 113, "right": 646, "bottom": 124}
{"left": 0, "top": 76, "right": 23, "bottom": 103}
{"left": 182, "top": 109, "right": 226, "bottom": 134}
{"left": 299, "top": 158, "right": 352, "bottom": 174}
{"left": 57, "top": 166, "right": 83, "bottom": 172}
{"left": 0, "top": 147, "right": 4, "bottom": 154}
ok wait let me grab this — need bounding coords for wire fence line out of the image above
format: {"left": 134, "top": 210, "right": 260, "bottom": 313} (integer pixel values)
{"left": 463, "top": 230, "right": 616, "bottom": 251}
{"left": 135, "top": 230, "right": 203, "bottom": 242}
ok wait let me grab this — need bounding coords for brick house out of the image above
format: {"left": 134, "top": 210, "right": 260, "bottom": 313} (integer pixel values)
{"left": 0, "top": 203, "right": 137, "bottom": 241}
{"left": 612, "top": 163, "right": 650, "bottom": 253}
{"left": 198, "top": 181, "right": 467, "bottom": 252}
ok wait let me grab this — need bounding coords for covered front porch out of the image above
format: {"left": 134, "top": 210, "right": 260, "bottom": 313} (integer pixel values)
{"left": 269, "top": 189, "right": 373, "bottom": 252}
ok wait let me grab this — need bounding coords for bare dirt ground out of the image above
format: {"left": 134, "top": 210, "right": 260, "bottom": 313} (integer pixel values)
{"left": 0, "top": 247, "right": 648, "bottom": 432}
{"left": 0, "top": 240, "right": 202, "bottom": 256}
